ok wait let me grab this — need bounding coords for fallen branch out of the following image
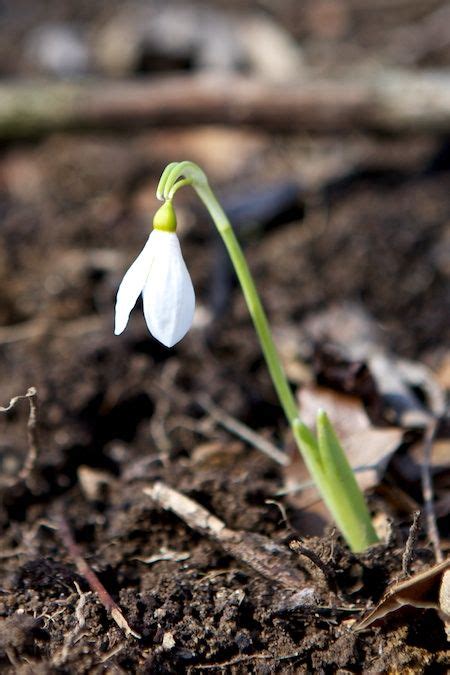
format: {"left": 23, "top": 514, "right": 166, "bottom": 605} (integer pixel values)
{"left": 144, "top": 481, "right": 309, "bottom": 590}
{"left": 3, "top": 70, "right": 450, "bottom": 139}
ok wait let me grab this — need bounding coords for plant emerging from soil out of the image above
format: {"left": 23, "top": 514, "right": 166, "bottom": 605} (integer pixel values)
{"left": 115, "top": 160, "right": 379, "bottom": 552}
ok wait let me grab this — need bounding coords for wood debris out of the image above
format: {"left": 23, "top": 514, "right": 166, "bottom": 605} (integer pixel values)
{"left": 143, "top": 481, "right": 311, "bottom": 591}
{"left": 4, "top": 70, "right": 450, "bottom": 140}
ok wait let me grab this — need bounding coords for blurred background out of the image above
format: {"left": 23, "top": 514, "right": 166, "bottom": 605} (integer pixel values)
{"left": 0, "top": 0, "right": 449, "bottom": 488}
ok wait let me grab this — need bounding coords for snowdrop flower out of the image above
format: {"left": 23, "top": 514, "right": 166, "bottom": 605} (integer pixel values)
{"left": 114, "top": 201, "right": 195, "bottom": 347}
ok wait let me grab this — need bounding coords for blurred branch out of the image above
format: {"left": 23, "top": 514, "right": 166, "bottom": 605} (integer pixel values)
{"left": 2, "top": 71, "right": 450, "bottom": 139}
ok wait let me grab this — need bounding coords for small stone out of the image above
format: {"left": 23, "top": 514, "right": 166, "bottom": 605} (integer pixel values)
{"left": 162, "top": 631, "right": 175, "bottom": 650}
{"left": 77, "top": 465, "right": 112, "bottom": 501}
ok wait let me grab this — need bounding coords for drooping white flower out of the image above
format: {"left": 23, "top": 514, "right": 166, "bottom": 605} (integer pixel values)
{"left": 114, "top": 202, "right": 195, "bottom": 347}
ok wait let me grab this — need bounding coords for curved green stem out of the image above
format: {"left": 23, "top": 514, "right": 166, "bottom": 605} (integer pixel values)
{"left": 157, "top": 161, "right": 379, "bottom": 552}
{"left": 197, "top": 183, "right": 299, "bottom": 426}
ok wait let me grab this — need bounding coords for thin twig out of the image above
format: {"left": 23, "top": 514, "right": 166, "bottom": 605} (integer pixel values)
{"left": 289, "top": 540, "right": 338, "bottom": 593}
{"left": 265, "top": 499, "right": 293, "bottom": 531}
{"left": 420, "top": 420, "right": 443, "bottom": 563}
{"left": 20, "top": 388, "right": 39, "bottom": 481}
{"left": 402, "top": 510, "right": 421, "bottom": 577}
{"left": 147, "top": 379, "right": 289, "bottom": 466}
{"left": 56, "top": 513, "right": 140, "bottom": 639}
{"left": 197, "top": 394, "right": 289, "bottom": 466}
{"left": 0, "top": 387, "right": 39, "bottom": 486}
{"left": 0, "top": 388, "right": 35, "bottom": 413}
{"left": 191, "top": 649, "right": 304, "bottom": 670}
{"left": 98, "top": 643, "right": 126, "bottom": 664}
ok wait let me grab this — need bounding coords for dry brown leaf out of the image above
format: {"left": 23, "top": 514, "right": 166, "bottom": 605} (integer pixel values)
{"left": 303, "top": 303, "right": 439, "bottom": 426}
{"left": 356, "top": 558, "right": 450, "bottom": 637}
{"left": 439, "top": 569, "right": 450, "bottom": 640}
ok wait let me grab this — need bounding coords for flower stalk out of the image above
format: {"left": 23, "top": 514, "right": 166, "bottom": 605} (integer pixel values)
{"left": 152, "top": 161, "right": 378, "bottom": 551}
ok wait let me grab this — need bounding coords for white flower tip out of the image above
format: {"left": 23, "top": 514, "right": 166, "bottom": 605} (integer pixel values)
{"left": 159, "top": 336, "right": 177, "bottom": 348}
{"left": 149, "top": 290, "right": 195, "bottom": 348}
{"left": 114, "top": 302, "right": 131, "bottom": 335}
{"left": 157, "top": 324, "right": 190, "bottom": 349}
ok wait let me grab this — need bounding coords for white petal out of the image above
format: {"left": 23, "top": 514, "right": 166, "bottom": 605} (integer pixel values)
{"left": 114, "top": 234, "right": 155, "bottom": 335}
{"left": 142, "top": 231, "right": 195, "bottom": 347}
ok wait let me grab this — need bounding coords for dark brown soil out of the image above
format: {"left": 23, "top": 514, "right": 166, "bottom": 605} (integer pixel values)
{"left": 0, "top": 128, "right": 449, "bottom": 673}
{"left": 1, "top": 1, "right": 450, "bottom": 672}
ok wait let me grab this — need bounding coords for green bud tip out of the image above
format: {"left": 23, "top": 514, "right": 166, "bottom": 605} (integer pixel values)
{"left": 153, "top": 200, "right": 177, "bottom": 233}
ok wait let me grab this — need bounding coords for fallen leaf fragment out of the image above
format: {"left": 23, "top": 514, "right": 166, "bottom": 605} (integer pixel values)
{"left": 439, "top": 569, "right": 450, "bottom": 640}
{"left": 303, "top": 303, "right": 437, "bottom": 426}
{"left": 356, "top": 558, "right": 450, "bottom": 638}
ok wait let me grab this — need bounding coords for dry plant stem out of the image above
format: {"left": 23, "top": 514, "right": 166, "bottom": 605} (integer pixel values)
{"left": 0, "top": 387, "right": 39, "bottom": 486}
{"left": 147, "top": 376, "right": 287, "bottom": 466}
{"left": 56, "top": 513, "right": 140, "bottom": 639}
{"left": 402, "top": 510, "right": 421, "bottom": 576}
{"left": 194, "top": 650, "right": 305, "bottom": 670}
{"left": 21, "top": 388, "right": 39, "bottom": 481}
{"left": 421, "top": 420, "right": 443, "bottom": 562}
{"left": 198, "top": 394, "right": 289, "bottom": 466}
{"left": 265, "top": 499, "right": 293, "bottom": 530}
